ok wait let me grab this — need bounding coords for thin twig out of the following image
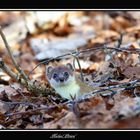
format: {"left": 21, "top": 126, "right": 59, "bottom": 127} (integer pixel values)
{"left": 10, "top": 84, "right": 28, "bottom": 101}
{"left": 28, "top": 45, "right": 140, "bottom": 76}
{"left": 0, "top": 58, "right": 17, "bottom": 80}
{"left": 5, "top": 104, "right": 57, "bottom": 117}
{"left": 0, "top": 58, "right": 51, "bottom": 96}
{"left": 0, "top": 58, "right": 26, "bottom": 85}
{"left": 69, "top": 51, "right": 84, "bottom": 82}
{"left": 0, "top": 26, "right": 29, "bottom": 81}
{"left": 1, "top": 100, "right": 38, "bottom": 108}
{"left": 4, "top": 79, "right": 140, "bottom": 118}
{"left": 116, "top": 33, "right": 123, "bottom": 48}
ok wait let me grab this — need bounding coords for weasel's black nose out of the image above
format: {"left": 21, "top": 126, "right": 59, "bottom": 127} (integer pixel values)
{"left": 59, "top": 77, "right": 64, "bottom": 82}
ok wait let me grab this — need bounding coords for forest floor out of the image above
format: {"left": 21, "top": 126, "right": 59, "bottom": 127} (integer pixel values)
{"left": 1, "top": 11, "right": 140, "bottom": 129}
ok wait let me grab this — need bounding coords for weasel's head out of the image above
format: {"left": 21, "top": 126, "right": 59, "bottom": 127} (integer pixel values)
{"left": 46, "top": 63, "right": 75, "bottom": 87}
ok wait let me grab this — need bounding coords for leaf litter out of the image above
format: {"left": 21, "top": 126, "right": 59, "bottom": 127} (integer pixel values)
{"left": 1, "top": 11, "right": 140, "bottom": 129}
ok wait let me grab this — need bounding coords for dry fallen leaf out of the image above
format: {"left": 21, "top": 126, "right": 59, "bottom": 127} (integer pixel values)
{"left": 123, "top": 66, "right": 140, "bottom": 78}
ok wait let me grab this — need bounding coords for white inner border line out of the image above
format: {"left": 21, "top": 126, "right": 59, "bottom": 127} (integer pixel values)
{"left": 0, "top": 9, "right": 140, "bottom": 10}
{"left": 0, "top": 9, "right": 140, "bottom": 131}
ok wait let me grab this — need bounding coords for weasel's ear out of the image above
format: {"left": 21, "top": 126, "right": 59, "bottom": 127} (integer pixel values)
{"left": 46, "top": 66, "right": 54, "bottom": 74}
{"left": 66, "top": 63, "right": 74, "bottom": 71}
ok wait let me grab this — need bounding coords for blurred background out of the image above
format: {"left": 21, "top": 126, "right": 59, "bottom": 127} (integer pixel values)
{"left": 1, "top": 11, "right": 140, "bottom": 129}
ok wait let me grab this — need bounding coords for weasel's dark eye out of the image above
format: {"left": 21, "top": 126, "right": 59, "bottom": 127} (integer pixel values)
{"left": 64, "top": 72, "right": 69, "bottom": 78}
{"left": 53, "top": 73, "right": 58, "bottom": 79}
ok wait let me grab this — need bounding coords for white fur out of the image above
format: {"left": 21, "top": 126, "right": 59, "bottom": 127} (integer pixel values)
{"left": 49, "top": 76, "right": 75, "bottom": 87}
{"left": 49, "top": 76, "right": 80, "bottom": 99}
{"left": 55, "top": 81, "right": 80, "bottom": 99}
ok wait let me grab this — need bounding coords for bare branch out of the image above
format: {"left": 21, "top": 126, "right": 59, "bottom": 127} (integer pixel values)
{"left": 1, "top": 100, "right": 38, "bottom": 108}
{"left": 69, "top": 51, "right": 84, "bottom": 82}
{"left": 0, "top": 58, "right": 17, "bottom": 80}
{"left": 29, "top": 44, "right": 140, "bottom": 76}
{"left": 4, "top": 79, "right": 140, "bottom": 118}
{"left": 0, "top": 58, "right": 53, "bottom": 96}
{"left": 0, "top": 26, "right": 29, "bottom": 81}
{"left": 0, "top": 58, "right": 28, "bottom": 86}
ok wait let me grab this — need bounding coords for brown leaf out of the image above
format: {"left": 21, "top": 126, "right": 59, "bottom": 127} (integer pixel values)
{"left": 112, "top": 97, "right": 140, "bottom": 120}
{"left": 123, "top": 66, "right": 140, "bottom": 78}
{"left": 0, "top": 101, "right": 10, "bottom": 114}
{"left": 43, "top": 111, "right": 79, "bottom": 129}
{"left": 101, "top": 96, "right": 115, "bottom": 110}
